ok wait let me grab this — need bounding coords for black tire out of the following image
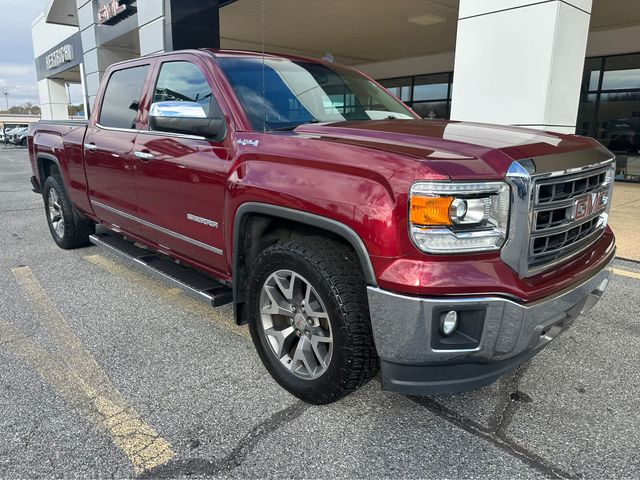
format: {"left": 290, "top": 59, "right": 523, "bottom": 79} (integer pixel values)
{"left": 43, "top": 175, "right": 94, "bottom": 249}
{"left": 247, "top": 236, "right": 379, "bottom": 404}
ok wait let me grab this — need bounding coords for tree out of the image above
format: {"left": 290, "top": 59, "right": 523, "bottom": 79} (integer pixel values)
{"left": 68, "top": 104, "right": 84, "bottom": 117}
{"left": 0, "top": 104, "right": 42, "bottom": 115}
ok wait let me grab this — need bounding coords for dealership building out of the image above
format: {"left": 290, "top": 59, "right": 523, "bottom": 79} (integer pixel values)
{"left": 32, "top": 0, "right": 640, "bottom": 179}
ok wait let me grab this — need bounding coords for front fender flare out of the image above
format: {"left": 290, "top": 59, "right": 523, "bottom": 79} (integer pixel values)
{"left": 232, "top": 202, "right": 378, "bottom": 323}
{"left": 233, "top": 202, "right": 377, "bottom": 285}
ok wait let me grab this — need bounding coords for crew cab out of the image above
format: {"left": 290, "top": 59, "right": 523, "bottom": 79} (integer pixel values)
{"left": 28, "top": 49, "right": 615, "bottom": 404}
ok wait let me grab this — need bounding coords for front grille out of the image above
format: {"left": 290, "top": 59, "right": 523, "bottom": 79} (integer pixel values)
{"left": 528, "top": 165, "right": 611, "bottom": 272}
{"left": 536, "top": 170, "right": 607, "bottom": 204}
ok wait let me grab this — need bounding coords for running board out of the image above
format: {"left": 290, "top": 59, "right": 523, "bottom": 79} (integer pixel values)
{"left": 89, "top": 231, "right": 233, "bottom": 307}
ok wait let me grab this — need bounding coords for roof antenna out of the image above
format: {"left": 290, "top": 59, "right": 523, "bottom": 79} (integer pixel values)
{"left": 261, "top": 0, "right": 266, "bottom": 133}
{"left": 322, "top": 53, "right": 335, "bottom": 63}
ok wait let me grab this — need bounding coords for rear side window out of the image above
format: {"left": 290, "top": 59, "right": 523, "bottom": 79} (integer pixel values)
{"left": 153, "top": 61, "right": 219, "bottom": 117}
{"left": 99, "top": 65, "right": 149, "bottom": 129}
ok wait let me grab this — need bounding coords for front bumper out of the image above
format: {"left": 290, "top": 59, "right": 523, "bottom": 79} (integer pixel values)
{"left": 367, "top": 256, "right": 613, "bottom": 395}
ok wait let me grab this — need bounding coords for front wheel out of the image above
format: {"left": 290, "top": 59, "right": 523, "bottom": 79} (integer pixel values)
{"left": 247, "top": 236, "right": 379, "bottom": 404}
{"left": 43, "top": 175, "right": 94, "bottom": 249}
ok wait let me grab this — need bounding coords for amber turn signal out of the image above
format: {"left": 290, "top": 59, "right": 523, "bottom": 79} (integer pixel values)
{"left": 410, "top": 196, "right": 454, "bottom": 226}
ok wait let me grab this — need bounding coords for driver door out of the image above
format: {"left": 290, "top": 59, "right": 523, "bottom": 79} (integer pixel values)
{"left": 133, "top": 57, "right": 230, "bottom": 275}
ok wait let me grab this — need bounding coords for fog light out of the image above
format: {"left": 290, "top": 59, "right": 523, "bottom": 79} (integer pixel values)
{"left": 441, "top": 311, "right": 458, "bottom": 336}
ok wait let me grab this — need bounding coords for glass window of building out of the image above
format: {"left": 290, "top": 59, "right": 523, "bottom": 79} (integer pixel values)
{"left": 581, "top": 57, "right": 601, "bottom": 93}
{"left": 602, "top": 54, "right": 640, "bottom": 90}
{"left": 576, "top": 52, "right": 640, "bottom": 182}
{"left": 379, "top": 72, "right": 453, "bottom": 119}
{"left": 379, "top": 77, "right": 412, "bottom": 102}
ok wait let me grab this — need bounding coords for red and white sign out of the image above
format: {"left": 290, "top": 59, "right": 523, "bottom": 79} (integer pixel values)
{"left": 574, "top": 191, "right": 607, "bottom": 220}
{"left": 98, "top": 0, "right": 127, "bottom": 25}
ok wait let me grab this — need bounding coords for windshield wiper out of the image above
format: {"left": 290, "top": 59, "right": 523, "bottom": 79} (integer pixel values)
{"left": 270, "top": 119, "right": 321, "bottom": 132}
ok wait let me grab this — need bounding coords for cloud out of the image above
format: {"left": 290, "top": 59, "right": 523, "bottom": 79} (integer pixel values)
{"left": 0, "top": 1, "right": 98, "bottom": 109}
{"left": 0, "top": 62, "right": 39, "bottom": 106}
{"left": 0, "top": 0, "right": 85, "bottom": 108}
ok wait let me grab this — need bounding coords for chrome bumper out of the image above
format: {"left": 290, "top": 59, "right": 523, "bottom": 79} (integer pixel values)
{"left": 367, "top": 257, "right": 613, "bottom": 394}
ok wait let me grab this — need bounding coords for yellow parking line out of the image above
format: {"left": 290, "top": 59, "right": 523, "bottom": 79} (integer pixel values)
{"left": 612, "top": 268, "right": 640, "bottom": 280}
{"left": 10, "top": 266, "right": 175, "bottom": 474}
{"left": 83, "top": 254, "right": 249, "bottom": 339}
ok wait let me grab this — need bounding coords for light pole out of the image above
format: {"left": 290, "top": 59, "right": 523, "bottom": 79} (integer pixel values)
{"left": 2, "top": 92, "right": 8, "bottom": 111}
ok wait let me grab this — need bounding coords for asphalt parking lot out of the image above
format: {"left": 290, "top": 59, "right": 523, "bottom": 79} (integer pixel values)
{"left": 1, "top": 145, "right": 639, "bottom": 479}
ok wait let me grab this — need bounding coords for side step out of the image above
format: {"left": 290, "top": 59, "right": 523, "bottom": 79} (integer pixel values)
{"left": 89, "top": 231, "right": 233, "bottom": 307}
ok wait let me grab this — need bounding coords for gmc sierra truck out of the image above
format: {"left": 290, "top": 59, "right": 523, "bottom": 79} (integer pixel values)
{"left": 28, "top": 49, "right": 615, "bottom": 404}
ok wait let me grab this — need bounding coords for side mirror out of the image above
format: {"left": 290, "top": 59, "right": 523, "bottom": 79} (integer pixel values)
{"left": 149, "top": 101, "right": 226, "bottom": 141}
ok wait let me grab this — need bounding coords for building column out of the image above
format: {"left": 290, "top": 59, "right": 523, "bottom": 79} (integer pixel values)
{"left": 77, "top": 0, "right": 99, "bottom": 108}
{"left": 450, "top": 0, "right": 592, "bottom": 134}
{"left": 138, "top": 0, "right": 165, "bottom": 56}
{"left": 38, "top": 79, "right": 69, "bottom": 120}
{"left": 77, "top": 0, "right": 136, "bottom": 111}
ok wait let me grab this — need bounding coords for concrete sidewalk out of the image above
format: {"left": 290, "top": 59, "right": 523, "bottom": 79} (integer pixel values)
{"left": 609, "top": 182, "right": 640, "bottom": 261}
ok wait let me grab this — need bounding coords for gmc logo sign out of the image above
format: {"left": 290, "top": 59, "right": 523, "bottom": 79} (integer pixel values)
{"left": 573, "top": 191, "right": 608, "bottom": 220}
{"left": 98, "top": 0, "right": 136, "bottom": 25}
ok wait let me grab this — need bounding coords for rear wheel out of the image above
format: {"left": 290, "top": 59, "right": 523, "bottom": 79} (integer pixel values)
{"left": 247, "top": 236, "right": 379, "bottom": 404}
{"left": 43, "top": 175, "right": 94, "bottom": 249}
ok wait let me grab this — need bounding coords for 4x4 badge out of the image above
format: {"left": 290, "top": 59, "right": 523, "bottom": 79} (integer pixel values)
{"left": 237, "top": 139, "right": 259, "bottom": 147}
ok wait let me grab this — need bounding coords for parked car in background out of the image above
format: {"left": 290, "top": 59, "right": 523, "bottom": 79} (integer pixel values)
{"left": 3, "top": 126, "right": 29, "bottom": 146}
{"left": 10, "top": 127, "right": 29, "bottom": 146}
{"left": 28, "top": 49, "right": 616, "bottom": 404}
{"left": 2, "top": 127, "right": 18, "bottom": 145}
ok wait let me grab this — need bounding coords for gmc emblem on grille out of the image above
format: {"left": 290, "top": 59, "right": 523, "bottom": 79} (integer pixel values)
{"left": 573, "top": 191, "right": 607, "bottom": 220}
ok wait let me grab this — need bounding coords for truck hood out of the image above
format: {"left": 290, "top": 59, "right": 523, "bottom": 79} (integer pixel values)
{"left": 295, "top": 119, "right": 602, "bottom": 179}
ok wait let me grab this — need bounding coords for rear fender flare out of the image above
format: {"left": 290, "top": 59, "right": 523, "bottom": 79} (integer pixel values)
{"left": 36, "top": 152, "right": 87, "bottom": 219}
{"left": 36, "top": 152, "right": 65, "bottom": 187}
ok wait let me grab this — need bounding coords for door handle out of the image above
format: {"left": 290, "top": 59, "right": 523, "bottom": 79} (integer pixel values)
{"left": 134, "top": 151, "right": 154, "bottom": 161}
{"left": 84, "top": 143, "right": 97, "bottom": 152}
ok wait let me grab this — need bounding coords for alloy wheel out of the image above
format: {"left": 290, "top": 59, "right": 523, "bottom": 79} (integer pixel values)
{"left": 47, "top": 188, "right": 65, "bottom": 239}
{"left": 259, "top": 269, "right": 333, "bottom": 380}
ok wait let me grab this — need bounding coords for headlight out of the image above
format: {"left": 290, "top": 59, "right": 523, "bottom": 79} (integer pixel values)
{"left": 409, "top": 181, "right": 510, "bottom": 253}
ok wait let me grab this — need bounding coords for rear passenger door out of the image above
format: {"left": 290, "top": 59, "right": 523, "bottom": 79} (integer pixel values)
{"left": 85, "top": 62, "right": 152, "bottom": 233}
{"left": 133, "top": 57, "right": 230, "bottom": 275}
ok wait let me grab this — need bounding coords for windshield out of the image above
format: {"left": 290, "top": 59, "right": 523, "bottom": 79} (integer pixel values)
{"left": 216, "top": 56, "right": 416, "bottom": 131}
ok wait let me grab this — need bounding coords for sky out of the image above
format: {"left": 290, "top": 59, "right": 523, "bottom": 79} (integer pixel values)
{"left": 0, "top": 0, "right": 81, "bottom": 109}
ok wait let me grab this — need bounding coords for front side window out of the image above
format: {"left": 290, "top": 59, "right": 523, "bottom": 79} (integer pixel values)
{"left": 217, "top": 57, "right": 416, "bottom": 131}
{"left": 153, "top": 61, "right": 216, "bottom": 117}
{"left": 99, "top": 65, "right": 149, "bottom": 129}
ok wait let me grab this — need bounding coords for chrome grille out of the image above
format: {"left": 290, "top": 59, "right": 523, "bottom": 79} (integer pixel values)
{"left": 528, "top": 165, "right": 612, "bottom": 272}
{"left": 536, "top": 170, "right": 607, "bottom": 204}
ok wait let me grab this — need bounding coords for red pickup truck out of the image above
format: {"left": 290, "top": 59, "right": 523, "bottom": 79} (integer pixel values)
{"left": 28, "top": 49, "right": 615, "bottom": 404}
